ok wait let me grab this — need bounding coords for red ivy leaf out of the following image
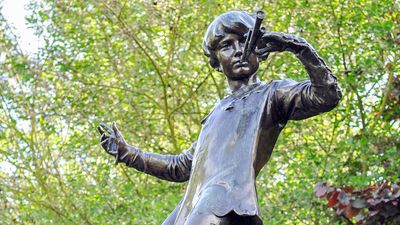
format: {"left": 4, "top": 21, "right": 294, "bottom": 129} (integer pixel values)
{"left": 338, "top": 203, "right": 347, "bottom": 210}
{"left": 342, "top": 186, "right": 354, "bottom": 193}
{"left": 327, "top": 191, "right": 340, "bottom": 207}
{"left": 337, "top": 205, "right": 346, "bottom": 215}
{"left": 345, "top": 206, "right": 361, "bottom": 218}
{"left": 363, "top": 185, "right": 378, "bottom": 194}
{"left": 316, "top": 182, "right": 400, "bottom": 224}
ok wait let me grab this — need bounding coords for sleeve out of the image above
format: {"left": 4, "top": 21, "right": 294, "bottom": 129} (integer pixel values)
{"left": 272, "top": 38, "right": 342, "bottom": 121}
{"left": 274, "top": 78, "right": 342, "bottom": 121}
{"left": 116, "top": 141, "right": 197, "bottom": 182}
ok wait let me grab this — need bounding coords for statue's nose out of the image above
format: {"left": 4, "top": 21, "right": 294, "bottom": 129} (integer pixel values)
{"left": 234, "top": 42, "right": 243, "bottom": 57}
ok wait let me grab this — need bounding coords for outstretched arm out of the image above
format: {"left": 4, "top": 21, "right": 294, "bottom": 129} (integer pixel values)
{"left": 97, "top": 122, "right": 195, "bottom": 182}
{"left": 257, "top": 32, "right": 342, "bottom": 121}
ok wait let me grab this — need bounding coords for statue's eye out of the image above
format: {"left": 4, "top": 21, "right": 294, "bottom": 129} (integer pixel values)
{"left": 219, "top": 41, "right": 230, "bottom": 49}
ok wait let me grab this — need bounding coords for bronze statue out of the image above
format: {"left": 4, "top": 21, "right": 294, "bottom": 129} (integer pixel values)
{"left": 97, "top": 11, "right": 342, "bottom": 225}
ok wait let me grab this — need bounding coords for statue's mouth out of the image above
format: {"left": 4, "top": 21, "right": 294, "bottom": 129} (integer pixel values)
{"left": 233, "top": 61, "right": 249, "bottom": 67}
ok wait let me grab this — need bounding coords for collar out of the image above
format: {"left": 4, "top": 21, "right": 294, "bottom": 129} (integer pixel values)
{"left": 230, "top": 81, "right": 263, "bottom": 98}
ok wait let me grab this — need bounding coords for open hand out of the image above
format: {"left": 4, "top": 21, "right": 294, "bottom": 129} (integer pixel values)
{"left": 97, "top": 122, "right": 127, "bottom": 157}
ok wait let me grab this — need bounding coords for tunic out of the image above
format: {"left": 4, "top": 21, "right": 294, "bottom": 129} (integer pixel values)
{"left": 174, "top": 78, "right": 342, "bottom": 224}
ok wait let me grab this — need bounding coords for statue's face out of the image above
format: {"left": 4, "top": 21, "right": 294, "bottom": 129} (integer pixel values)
{"left": 215, "top": 32, "right": 259, "bottom": 80}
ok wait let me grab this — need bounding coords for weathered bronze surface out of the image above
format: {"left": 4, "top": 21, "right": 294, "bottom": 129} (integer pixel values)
{"left": 97, "top": 11, "right": 342, "bottom": 225}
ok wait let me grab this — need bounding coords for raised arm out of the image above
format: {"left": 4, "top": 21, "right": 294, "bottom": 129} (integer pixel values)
{"left": 97, "top": 122, "right": 195, "bottom": 182}
{"left": 257, "top": 32, "right": 342, "bottom": 121}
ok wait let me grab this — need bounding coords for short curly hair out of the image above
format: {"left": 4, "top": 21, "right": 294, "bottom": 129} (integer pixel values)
{"left": 202, "top": 11, "right": 256, "bottom": 70}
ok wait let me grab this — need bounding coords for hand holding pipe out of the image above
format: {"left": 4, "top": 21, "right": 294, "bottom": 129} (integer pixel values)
{"left": 240, "top": 11, "right": 266, "bottom": 62}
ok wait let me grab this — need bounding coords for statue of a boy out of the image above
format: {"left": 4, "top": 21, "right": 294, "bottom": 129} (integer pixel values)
{"left": 97, "top": 11, "right": 342, "bottom": 225}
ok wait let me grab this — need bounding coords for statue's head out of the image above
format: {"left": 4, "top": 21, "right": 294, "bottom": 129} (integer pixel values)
{"left": 202, "top": 11, "right": 261, "bottom": 79}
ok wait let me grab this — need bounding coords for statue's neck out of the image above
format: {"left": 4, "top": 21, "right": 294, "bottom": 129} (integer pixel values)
{"left": 228, "top": 73, "right": 260, "bottom": 93}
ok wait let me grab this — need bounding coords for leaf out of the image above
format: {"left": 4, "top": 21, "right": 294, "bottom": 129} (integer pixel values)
{"left": 368, "top": 210, "right": 380, "bottom": 218}
{"left": 338, "top": 203, "right": 348, "bottom": 210}
{"left": 363, "top": 185, "right": 378, "bottom": 194}
{"left": 342, "top": 186, "right": 354, "bottom": 193}
{"left": 327, "top": 191, "right": 340, "bottom": 207}
{"left": 367, "top": 198, "right": 381, "bottom": 206}
{"left": 344, "top": 206, "right": 361, "bottom": 218}
{"left": 315, "top": 182, "right": 328, "bottom": 198}
{"left": 337, "top": 204, "right": 347, "bottom": 215}
{"left": 338, "top": 190, "right": 350, "bottom": 206}
{"left": 355, "top": 214, "right": 365, "bottom": 222}
{"left": 352, "top": 199, "right": 366, "bottom": 209}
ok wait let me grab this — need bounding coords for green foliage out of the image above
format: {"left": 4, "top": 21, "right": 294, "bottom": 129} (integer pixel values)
{"left": 0, "top": 0, "right": 399, "bottom": 224}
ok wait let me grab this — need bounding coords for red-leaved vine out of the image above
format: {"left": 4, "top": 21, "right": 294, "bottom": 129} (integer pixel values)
{"left": 315, "top": 182, "right": 400, "bottom": 224}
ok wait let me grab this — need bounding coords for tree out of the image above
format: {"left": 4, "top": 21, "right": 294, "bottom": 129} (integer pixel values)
{"left": 0, "top": 0, "right": 398, "bottom": 224}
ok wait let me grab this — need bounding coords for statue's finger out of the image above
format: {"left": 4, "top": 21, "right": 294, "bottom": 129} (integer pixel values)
{"left": 100, "top": 122, "right": 114, "bottom": 135}
{"left": 255, "top": 44, "right": 273, "bottom": 54}
{"left": 112, "top": 122, "right": 120, "bottom": 133}
{"left": 259, "top": 52, "right": 270, "bottom": 61}
{"left": 101, "top": 140, "right": 109, "bottom": 150}
{"left": 101, "top": 136, "right": 111, "bottom": 144}
{"left": 101, "top": 138, "right": 108, "bottom": 146}
{"left": 270, "top": 44, "right": 284, "bottom": 52}
{"left": 97, "top": 126, "right": 104, "bottom": 135}
{"left": 112, "top": 122, "right": 117, "bottom": 132}
{"left": 254, "top": 48, "right": 264, "bottom": 55}
{"left": 112, "top": 122, "right": 123, "bottom": 139}
{"left": 107, "top": 137, "right": 113, "bottom": 151}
